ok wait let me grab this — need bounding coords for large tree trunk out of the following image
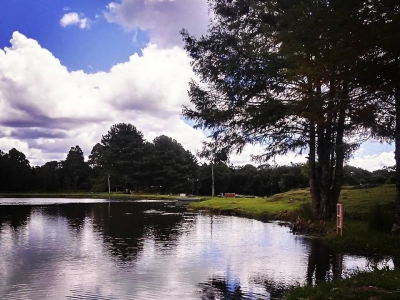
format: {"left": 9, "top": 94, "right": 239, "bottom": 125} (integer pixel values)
{"left": 395, "top": 83, "right": 400, "bottom": 213}
{"left": 309, "top": 120, "right": 321, "bottom": 218}
{"left": 330, "top": 102, "right": 346, "bottom": 214}
{"left": 318, "top": 106, "right": 333, "bottom": 219}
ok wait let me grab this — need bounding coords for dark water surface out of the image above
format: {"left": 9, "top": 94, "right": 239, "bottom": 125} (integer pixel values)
{"left": 0, "top": 199, "right": 393, "bottom": 300}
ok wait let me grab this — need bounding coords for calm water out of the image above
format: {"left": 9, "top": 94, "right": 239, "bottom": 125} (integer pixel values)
{"left": 0, "top": 198, "right": 394, "bottom": 300}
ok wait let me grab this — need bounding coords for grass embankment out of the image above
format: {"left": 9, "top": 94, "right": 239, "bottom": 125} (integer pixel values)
{"left": 190, "top": 189, "right": 310, "bottom": 220}
{"left": 190, "top": 185, "right": 400, "bottom": 299}
{"left": 191, "top": 185, "right": 399, "bottom": 255}
{"left": 0, "top": 192, "right": 176, "bottom": 201}
{"left": 286, "top": 267, "right": 400, "bottom": 300}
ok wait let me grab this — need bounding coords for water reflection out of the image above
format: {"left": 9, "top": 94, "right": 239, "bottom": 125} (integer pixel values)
{"left": 0, "top": 199, "right": 394, "bottom": 300}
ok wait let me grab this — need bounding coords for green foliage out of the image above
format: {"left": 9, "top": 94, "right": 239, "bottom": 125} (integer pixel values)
{"left": 63, "top": 145, "right": 90, "bottom": 190}
{"left": 367, "top": 203, "right": 393, "bottom": 232}
{"left": 181, "top": 0, "right": 398, "bottom": 219}
{"left": 151, "top": 135, "right": 198, "bottom": 193}
{"left": 298, "top": 202, "right": 314, "bottom": 221}
{"left": 0, "top": 148, "right": 32, "bottom": 192}
{"left": 88, "top": 124, "right": 199, "bottom": 193}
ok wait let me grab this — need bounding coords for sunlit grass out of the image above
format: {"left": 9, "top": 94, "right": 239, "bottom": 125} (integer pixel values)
{"left": 191, "top": 184, "right": 400, "bottom": 257}
{"left": 339, "top": 184, "right": 395, "bottom": 219}
{"left": 192, "top": 184, "right": 396, "bottom": 220}
{"left": 285, "top": 267, "right": 400, "bottom": 300}
{"left": 190, "top": 189, "right": 310, "bottom": 219}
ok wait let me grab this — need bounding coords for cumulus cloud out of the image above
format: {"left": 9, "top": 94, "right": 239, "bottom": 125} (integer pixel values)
{"left": 60, "top": 12, "right": 91, "bottom": 29}
{"left": 348, "top": 150, "right": 395, "bottom": 171}
{"left": 104, "top": 0, "right": 209, "bottom": 47}
{"left": 0, "top": 32, "right": 394, "bottom": 171}
{"left": 0, "top": 32, "right": 204, "bottom": 164}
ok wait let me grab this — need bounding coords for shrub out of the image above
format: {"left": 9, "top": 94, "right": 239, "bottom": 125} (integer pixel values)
{"left": 297, "top": 202, "right": 313, "bottom": 221}
{"left": 367, "top": 203, "right": 393, "bottom": 232}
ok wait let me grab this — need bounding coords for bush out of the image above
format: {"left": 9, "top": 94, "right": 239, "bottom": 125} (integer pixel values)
{"left": 367, "top": 203, "right": 393, "bottom": 232}
{"left": 298, "top": 202, "right": 313, "bottom": 220}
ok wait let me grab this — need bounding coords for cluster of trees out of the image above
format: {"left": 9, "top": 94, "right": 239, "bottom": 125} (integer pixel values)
{"left": 0, "top": 122, "right": 394, "bottom": 196}
{"left": 181, "top": 0, "right": 400, "bottom": 219}
{"left": 88, "top": 123, "right": 198, "bottom": 193}
{"left": 0, "top": 146, "right": 91, "bottom": 192}
{"left": 0, "top": 123, "right": 197, "bottom": 194}
{"left": 199, "top": 163, "right": 394, "bottom": 196}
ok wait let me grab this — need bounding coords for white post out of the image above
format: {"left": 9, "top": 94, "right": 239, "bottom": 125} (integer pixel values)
{"left": 337, "top": 203, "right": 344, "bottom": 236}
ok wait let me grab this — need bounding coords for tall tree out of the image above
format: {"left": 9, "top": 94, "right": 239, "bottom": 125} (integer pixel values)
{"left": 1, "top": 148, "right": 32, "bottom": 191}
{"left": 151, "top": 135, "right": 198, "bottom": 193}
{"left": 181, "top": 0, "right": 381, "bottom": 219}
{"left": 63, "top": 145, "right": 89, "bottom": 190}
{"left": 99, "top": 123, "right": 145, "bottom": 191}
{"left": 35, "top": 161, "right": 62, "bottom": 191}
{"left": 355, "top": 0, "right": 400, "bottom": 213}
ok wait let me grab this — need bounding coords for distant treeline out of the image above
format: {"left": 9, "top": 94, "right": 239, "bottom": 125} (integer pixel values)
{"left": 0, "top": 123, "right": 395, "bottom": 195}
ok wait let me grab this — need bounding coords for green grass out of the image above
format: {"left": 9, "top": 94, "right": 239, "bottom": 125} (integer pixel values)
{"left": 190, "top": 189, "right": 312, "bottom": 220}
{"left": 339, "top": 185, "right": 396, "bottom": 219}
{"left": 190, "top": 186, "right": 400, "bottom": 300}
{"left": 285, "top": 267, "right": 400, "bottom": 300}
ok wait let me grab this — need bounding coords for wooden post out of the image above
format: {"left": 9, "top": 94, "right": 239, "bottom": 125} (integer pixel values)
{"left": 337, "top": 203, "right": 344, "bottom": 236}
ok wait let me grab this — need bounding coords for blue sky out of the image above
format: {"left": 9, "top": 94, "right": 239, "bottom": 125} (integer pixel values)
{"left": 0, "top": 0, "right": 148, "bottom": 73}
{"left": 0, "top": 0, "right": 395, "bottom": 170}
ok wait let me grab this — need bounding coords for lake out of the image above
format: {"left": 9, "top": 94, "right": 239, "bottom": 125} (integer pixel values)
{"left": 0, "top": 198, "right": 394, "bottom": 299}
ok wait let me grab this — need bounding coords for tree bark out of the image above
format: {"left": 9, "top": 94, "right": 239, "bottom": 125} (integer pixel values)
{"left": 309, "top": 120, "right": 320, "bottom": 218}
{"left": 330, "top": 102, "right": 346, "bottom": 214}
{"left": 318, "top": 102, "right": 333, "bottom": 219}
{"left": 395, "top": 83, "right": 400, "bottom": 213}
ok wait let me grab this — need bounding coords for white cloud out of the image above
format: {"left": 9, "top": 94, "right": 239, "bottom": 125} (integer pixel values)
{"left": 348, "top": 150, "right": 395, "bottom": 171}
{"left": 0, "top": 32, "right": 395, "bottom": 171}
{"left": 104, "top": 0, "right": 209, "bottom": 47}
{"left": 60, "top": 12, "right": 91, "bottom": 29}
{"left": 0, "top": 32, "right": 204, "bottom": 164}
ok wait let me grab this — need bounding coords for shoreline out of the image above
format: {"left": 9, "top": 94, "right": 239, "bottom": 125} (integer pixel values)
{"left": 0, "top": 193, "right": 178, "bottom": 201}
{"left": 2, "top": 190, "right": 399, "bottom": 299}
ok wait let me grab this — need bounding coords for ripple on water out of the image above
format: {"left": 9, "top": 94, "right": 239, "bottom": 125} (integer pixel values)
{"left": 0, "top": 200, "right": 395, "bottom": 300}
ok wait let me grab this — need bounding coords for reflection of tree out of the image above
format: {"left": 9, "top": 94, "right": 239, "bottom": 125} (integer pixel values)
{"left": 199, "top": 277, "right": 243, "bottom": 300}
{"left": 0, "top": 205, "right": 32, "bottom": 229}
{"left": 393, "top": 258, "right": 400, "bottom": 269}
{"left": 7, "top": 201, "right": 191, "bottom": 264}
{"left": 306, "top": 239, "right": 343, "bottom": 285}
{"left": 88, "top": 202, "right": 188, "bottom": 262}
{"left": 250, "top": 275, "right": 288, "bottom": 300}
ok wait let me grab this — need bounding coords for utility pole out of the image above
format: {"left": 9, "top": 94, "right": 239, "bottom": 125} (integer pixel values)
{"left": 108, "top": 174, "right": 110, "bottom": 194}
{"left": 211, "top": 163, "right": 215, "bottom": 197}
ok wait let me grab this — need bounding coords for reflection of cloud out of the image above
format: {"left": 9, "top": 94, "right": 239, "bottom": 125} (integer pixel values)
{"left": 0, "top": 203, "right": 395, "bottom": 299}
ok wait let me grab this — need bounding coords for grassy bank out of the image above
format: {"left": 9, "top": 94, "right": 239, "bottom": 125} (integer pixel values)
{"left": 191, "top": 185, "right": 398, "bottom": 252}
{"left": 190, "top": 188, "right": 312, "bottom": 221}
{"left": 191, "top": 184, "right": 395, "bottom": 219}
{"left": 0, "top": 192, "right": 176, "bottom": 201}
{"left": 285, "top": 267, "right": 400, "bottom": 300}
{"left": 190, "top": 185, "right": 400, "bottom": 299}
